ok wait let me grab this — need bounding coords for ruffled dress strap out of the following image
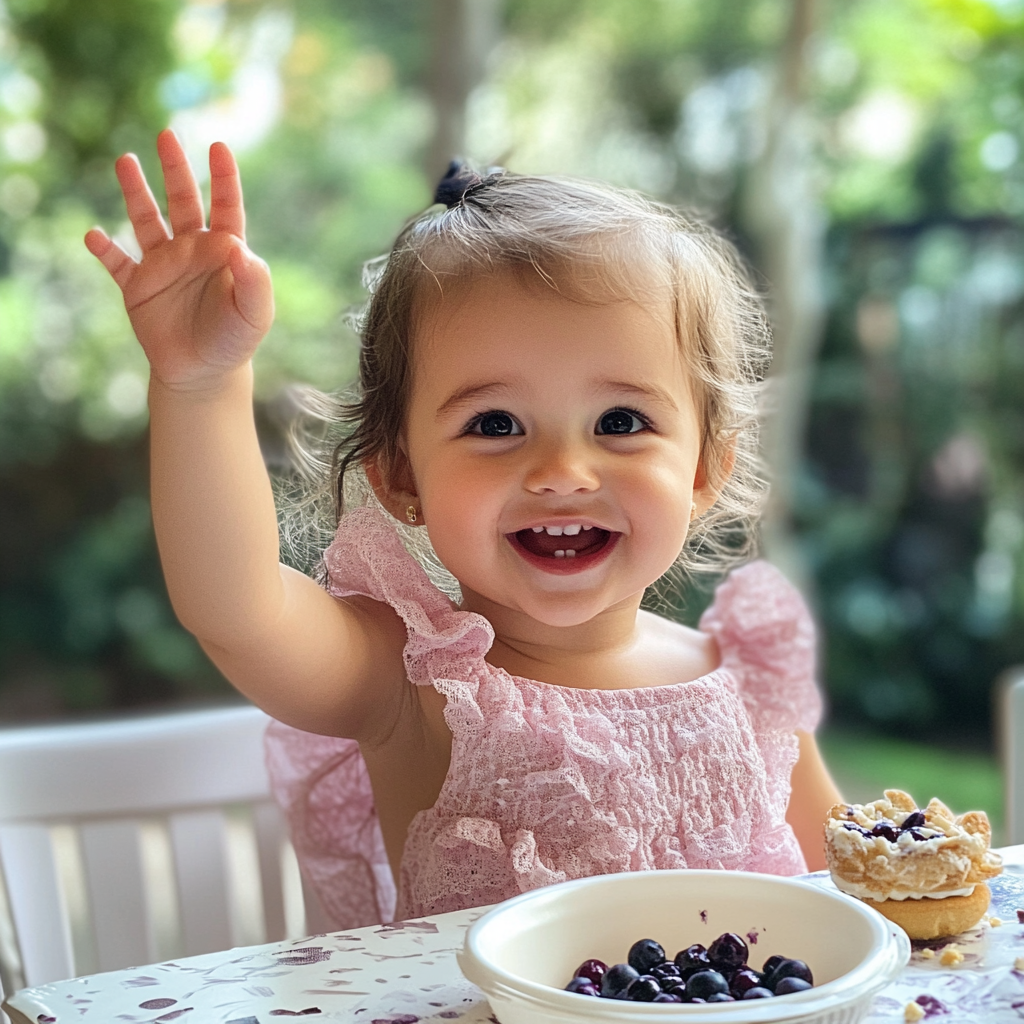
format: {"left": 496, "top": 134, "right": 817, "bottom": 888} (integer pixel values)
{"left": 697, "top": 560, "right": 823, "bottom": 875}
{"left": 320, "top": 506, "right": 494, "bottom": 685}
{"left": 699, "top": 560, "right": 822, "bottom": 735}
{"left": 264, "top": 506, "right": 493, "bottom": 930}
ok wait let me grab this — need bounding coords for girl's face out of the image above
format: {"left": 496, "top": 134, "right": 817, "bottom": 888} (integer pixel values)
{"left": 394, "top": 273, "right": 717, "bottom": 629}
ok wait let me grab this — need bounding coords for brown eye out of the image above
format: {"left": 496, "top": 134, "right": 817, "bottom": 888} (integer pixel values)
{"left": 472, "top": 411, "right": 522, "bottom": 436}
{"left": 597, "top": 409, "right": 646, "bottom": 435}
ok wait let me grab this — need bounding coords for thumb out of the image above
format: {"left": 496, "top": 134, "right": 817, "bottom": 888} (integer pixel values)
{"left": 229, "top": 243, "right": 274, "bottom": 334}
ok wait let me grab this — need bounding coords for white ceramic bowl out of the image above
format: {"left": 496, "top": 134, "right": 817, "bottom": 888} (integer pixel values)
{"left": 458, "top": 870, "right": 910, "bottom": 1024}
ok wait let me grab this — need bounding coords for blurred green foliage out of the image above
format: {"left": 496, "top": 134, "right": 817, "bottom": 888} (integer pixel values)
{"left": 819, "top": 728, "right": 1004, "bottom": 838}
{"left": 1, "top": 0, "right": 1023, "bottom": 744}
{"left": 6, "top": 0, "right": 179, "bottom": 214}
{"left": 0, "top": 0, "right": 428, "bottom": 716}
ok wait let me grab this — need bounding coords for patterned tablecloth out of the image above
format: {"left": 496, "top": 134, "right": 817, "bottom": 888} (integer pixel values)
{"left": 8, "top": 851, "right": 1024, "bottom": 1024}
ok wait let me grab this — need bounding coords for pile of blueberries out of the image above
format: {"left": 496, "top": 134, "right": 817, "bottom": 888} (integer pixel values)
{"left": 564, "top": 932, "right": 813, "bottom": 1004}
{"left": 841, "top": 809, "right": 929, "bottom": 843}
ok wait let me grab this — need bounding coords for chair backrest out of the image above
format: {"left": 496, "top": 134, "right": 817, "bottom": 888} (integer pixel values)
{"left": 0, "top": 704, "right": 327, "bottom": 989}
{"left": 1004, "top": 671, "right": 1024, "bottom": 846}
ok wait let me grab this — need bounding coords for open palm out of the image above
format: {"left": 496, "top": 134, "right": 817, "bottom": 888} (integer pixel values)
{"left": 85, "top": 130, "right": 274, "bottom": 390}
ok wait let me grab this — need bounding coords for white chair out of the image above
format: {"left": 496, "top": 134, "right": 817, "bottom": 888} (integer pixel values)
{"left": 0, "top": 704, "right": 328, "bottom": 992}
{"left": 1003, "top": 670, "right": 1024, "bottom": 846}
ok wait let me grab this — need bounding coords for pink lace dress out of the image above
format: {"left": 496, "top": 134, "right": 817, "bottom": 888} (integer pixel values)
{"left": 265, "top": 507, "right": 822, "bottom": 930}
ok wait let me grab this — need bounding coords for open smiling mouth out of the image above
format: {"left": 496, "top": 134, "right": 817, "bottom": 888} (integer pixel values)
{"left": 509, "top": 526, "right": 618, "bottom": 572}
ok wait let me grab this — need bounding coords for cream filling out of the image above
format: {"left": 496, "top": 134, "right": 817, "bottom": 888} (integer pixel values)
{"left": 831, "top": 874, "right": 976, "bottom": 902}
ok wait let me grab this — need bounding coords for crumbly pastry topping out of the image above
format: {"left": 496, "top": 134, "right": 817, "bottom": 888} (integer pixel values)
{"left": 824, "top": 789, "right": 1002, "bottom": 901}
{"left": 939, "top": 946, "right": 964, "bottom": 967}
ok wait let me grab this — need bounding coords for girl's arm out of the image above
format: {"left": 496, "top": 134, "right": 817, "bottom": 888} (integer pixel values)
{"left": 786, "top": 730, "right": 844, "bottom": 871}
{"left": 85, "top": 131, "right": 406, "bottom": 739}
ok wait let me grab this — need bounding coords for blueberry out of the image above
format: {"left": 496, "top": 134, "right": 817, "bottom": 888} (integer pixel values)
{"left": 564, "top": 977, "right": 599, "bottom": 996}
{"left": 870, "top": 821, "right": 899, "bottom": 842}
{"left": 729, "top": 967, "right": 763, "bottom": 998}
{"left": 706, "top": 992, "right": 735, "bottom": 1002}
{"left": 653, "top": 992, "right": 682, "bottom": 1002}
{"left": 674, "top": 943, "right": 712, "bottom": 977}
{"left": 765, "top": 958, "right": 813, "bottom": 991}
{"left": 600, "top": 962, "right": 639, "bottom": 998}
{"left": 626, "top": 976, "right": 662, "bottom": 1001}
{"left": 628, "top": 938, "right": 666, "bottom": 974}
{"left": 742, "top": 986, "right": 775, "bottom": 999}
{"left": 906, "top": 827, "right": 929, "bottom": 841}
{"left": 573, "top": 958, "right": 607, "bottom": 986}
{"left": 901, "top": 810, "right": 926, "bottom": 830}
{"left": 708, "top": 932, "right": 748, "bottom": 971}
{"left": 774, "top": 976, "right": 813, "bottom": 995}
{"left": 761, "top": 954, "right": 785, "bottom": 976}
{"left": 685, "top": 969, "right": 730, "bottom": 1000}
{"left": 650, "top": 962, "right": 681, "bottom": 983}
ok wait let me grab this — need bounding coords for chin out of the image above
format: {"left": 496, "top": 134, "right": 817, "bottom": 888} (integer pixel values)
{"left": 524, "top": 605, "right": 604, "bottom": 628}
{"left": 515, "top": 590, "right": 634, "bottom": 627}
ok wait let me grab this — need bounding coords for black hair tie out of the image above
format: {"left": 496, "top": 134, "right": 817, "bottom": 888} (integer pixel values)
{"left": 433, "top": 159, "right": 503, "bottom": 208}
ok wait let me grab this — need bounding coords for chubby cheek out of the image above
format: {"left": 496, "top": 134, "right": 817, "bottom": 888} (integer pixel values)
{"left": 424, "top": 517, "right": 509, "bottom": 604}
{"left": 419, "top": 466, "right": 505, "bottom": 570}
{"left": 627, "top": 468, "right": 696, "bottom": 571}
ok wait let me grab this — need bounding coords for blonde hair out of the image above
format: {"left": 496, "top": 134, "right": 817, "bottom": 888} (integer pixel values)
{"left": 280, "top": 171, "right": 771, "bottom": 596}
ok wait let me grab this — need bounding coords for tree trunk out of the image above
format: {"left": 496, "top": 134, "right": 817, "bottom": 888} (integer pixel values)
{"left": 740, "top": 0, "right": 824, "bottom": 590}
{"left": 424, "top": 0, "right": 500, "bottom": 184}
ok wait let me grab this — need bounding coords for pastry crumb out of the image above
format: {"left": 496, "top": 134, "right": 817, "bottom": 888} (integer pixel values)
{"left": 919, "top": 947, "right": 935, "bottom": 959}
{"left": 939, "top": 946, "right": 964, "bottom": 967}
{"left": 904, "top": 1001, "right": 926, "bottom": 1022}
{"left": 1014, "top": 956, "right": 1024, "bottom": 972}
{"left": 990, "top": 916, "right": 1002, "bottom": 927}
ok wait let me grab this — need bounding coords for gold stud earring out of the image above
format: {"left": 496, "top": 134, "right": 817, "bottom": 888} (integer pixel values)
{"left": 690, "top": 501, "right": 698, "bottom": 522}
{"left": 406, "top": 506, "right": 418, "bottom": 524}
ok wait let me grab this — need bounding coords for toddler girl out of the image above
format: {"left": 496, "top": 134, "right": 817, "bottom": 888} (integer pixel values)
{"left": 85, "top": 130, "right": 841, "bottom": 931}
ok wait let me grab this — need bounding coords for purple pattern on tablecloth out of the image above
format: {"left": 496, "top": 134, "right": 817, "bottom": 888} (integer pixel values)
{"left": 832, "top": 866, "right": 1024, "bottom": 1024}
{"left": 9, "top": 869, "right": 1024, "bottom": 1023}
{"left": 4, "top": 910, "right": 491, "bottom": 1024}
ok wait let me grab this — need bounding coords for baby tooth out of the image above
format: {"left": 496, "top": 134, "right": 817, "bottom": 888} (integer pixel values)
{"left": 546, "top": 526, "right": 564, "bottom": 536}
{"left": 554, "top": 550, "right": 565, "bottom": 558}
{"left": 563, "top": 525, "right": 581, "bottom": 536}
{"left": 566, "top": 549, "right": 576, "bottom": 557}
{"left": 582, "top": 525, "right": 593, "bottom": 531}
{"left": 531, "top": 526, "right": 544, "bottom": 533}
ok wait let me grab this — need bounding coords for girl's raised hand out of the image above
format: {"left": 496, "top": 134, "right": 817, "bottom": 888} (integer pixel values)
{"left": 85, "top": 129, "right": 273, "bottom": 390}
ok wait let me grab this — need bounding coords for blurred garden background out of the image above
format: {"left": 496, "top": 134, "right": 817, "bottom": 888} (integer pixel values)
{"left": 1, "top": 0, "right": 1023, "bottom": 831}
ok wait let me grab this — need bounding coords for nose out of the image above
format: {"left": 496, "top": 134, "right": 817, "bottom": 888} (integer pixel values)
{"left": 522, "top": 436, "right": 601, "bottom": 496}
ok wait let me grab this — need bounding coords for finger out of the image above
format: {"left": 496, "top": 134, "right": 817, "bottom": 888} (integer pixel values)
{"left": 229, "top": 244, "right": 274, "bottom": 333}
{"left": 115, "top": 153, "right": 170, "bottom": 251}
{"left": 208, "top": 141, "right": 246, "bottom": 239}
{"left": 84, "top": 227, "right": 138, "bottom": 289}
{"left": 157, "top": 128, "right": 205, "bottom": 235}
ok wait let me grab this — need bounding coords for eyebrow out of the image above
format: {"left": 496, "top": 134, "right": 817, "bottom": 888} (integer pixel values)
{"left": 436, "top": 378, "right": 679, "bottom": 419}
{"left": 435, "top": 381, "right": 520, "bottom": 420}
{"left": 604, "top": 381, "right": 680, "bottom": 411}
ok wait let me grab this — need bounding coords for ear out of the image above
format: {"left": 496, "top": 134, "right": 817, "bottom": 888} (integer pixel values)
{"left": 365, "top": 449, "right": 425, "bottom": 526}
{"left": 692, "top": 434, "right": 737, "bottom": 516}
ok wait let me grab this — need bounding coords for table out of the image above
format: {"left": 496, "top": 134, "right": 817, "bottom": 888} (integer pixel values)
{"left": 7, "top": 848, "right": 1024, "bottom": 1024}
